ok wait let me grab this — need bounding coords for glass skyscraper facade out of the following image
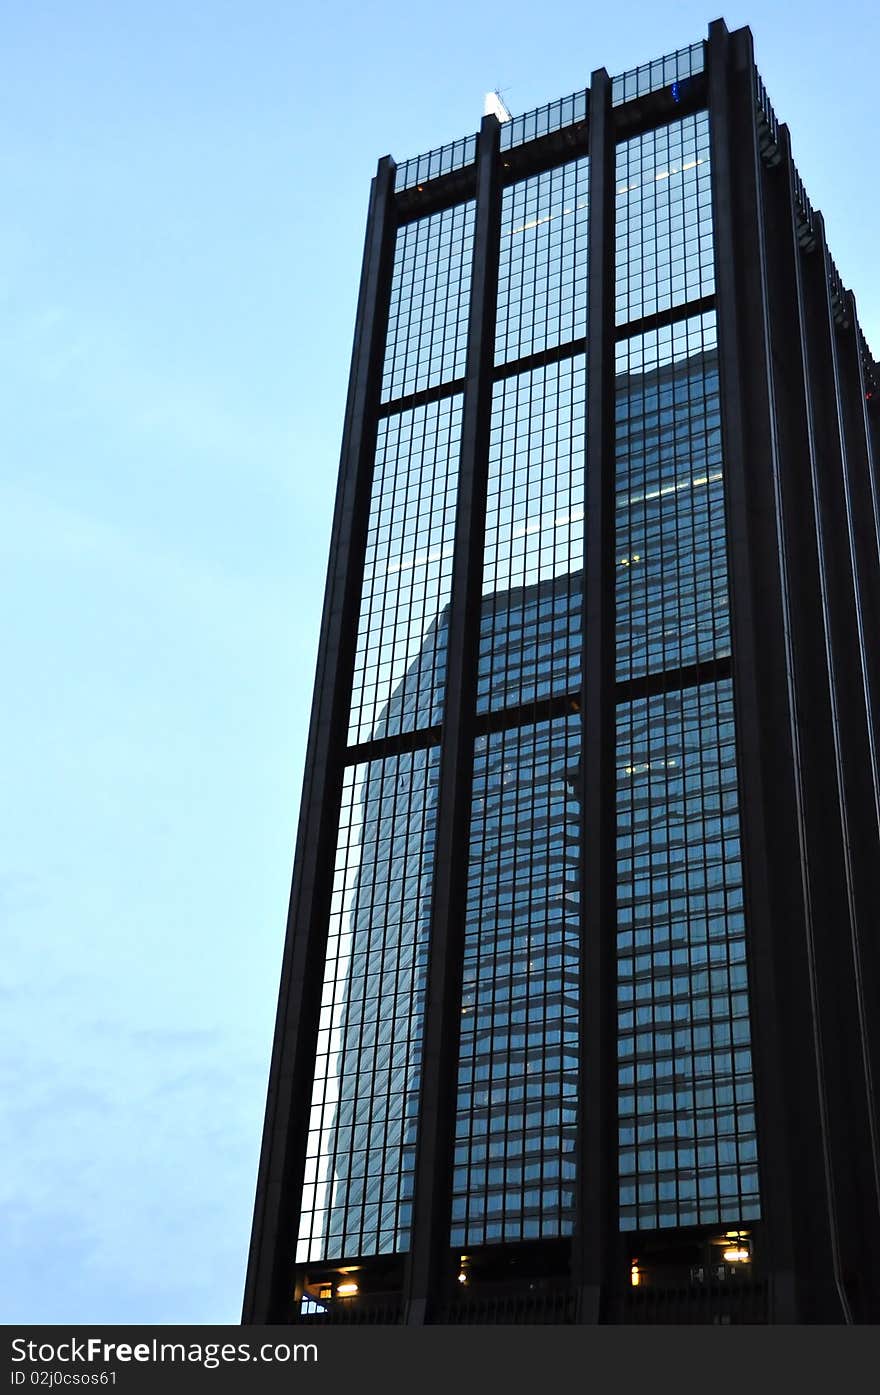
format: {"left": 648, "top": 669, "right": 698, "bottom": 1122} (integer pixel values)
{"left": 246, "top": 22, "right": 880, "bottom": 1325}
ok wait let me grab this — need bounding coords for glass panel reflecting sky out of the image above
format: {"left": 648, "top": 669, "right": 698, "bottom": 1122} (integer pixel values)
{"left": 396, "top": 135, "right": 478, "bottom": 193}
{"left": 382, "top": 202, "right": 474, "bottom": 403}
{"left": 481, "top": 356, "right": 586, "bottom": 713}
{"left": 349, "top": 395, "right": 461, "bottom": 746}
{"left": 500, "top": 89, "right": 588, "bottom": 152}
{"left": 496, "top": 157, "right": 589, "bottom": 365}
{"left": 616, "top": 113, "right": 713, "bottom": 326}
{"left": 611, "top": 41, "right": 704, "bottom": 106}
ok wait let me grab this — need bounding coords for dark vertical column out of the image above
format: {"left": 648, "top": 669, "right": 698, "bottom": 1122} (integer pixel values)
{"left": 243, "top": 156, "right": 397, "bottom": 1324}
{"left": 801, "top": 229, "right": 880, "bottom": 1319}
{"left": 403, "top": 115, "right": 501, "bottom": 1327}
{"left": 870, "top": 388, "right": 880, "bottom": 504}
{"left": 706, "top": 19, "right": 804, "bottom": 1324}
{"left": 574, "top": 65, "right": 616, "bottom": 1325}
{"left": 759, "top": 113, "right": 863, "bottom": 1323}
{"left": 836, "top": 300, "right": 880, "bottom": 1160}
{"left": 837, "top": 308, "right": 880, "bottom": 753}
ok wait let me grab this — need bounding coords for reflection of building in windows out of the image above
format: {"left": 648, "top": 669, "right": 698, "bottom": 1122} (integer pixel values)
{"left": 323, "top": 571, "right": 582, "bottom": 1259}
{"left": 321, "top": 339, "right": 759, "bottom": 1263}
{"left": 321, "top": 741, "right": 439, "bottom": 1260}
{"left": 247, "top": 22, "right": 880, "bottom": 1328}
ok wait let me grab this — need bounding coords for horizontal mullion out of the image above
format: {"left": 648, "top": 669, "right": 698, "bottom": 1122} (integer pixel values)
{"left": 377, "top": 307, "right": 715, "bottom": 420}
{"left": 617, "top": 655, "right": 732, "bottom": 704}
{"left": 614, "top": 294, "right": 716, "bottom": 343}
{"left": 342, "top": 657, "right": 732, "bottom": 766}
{"left": 475, "top": 690, "right": 582, "bottom": 737}
{"left": 377, "top": 378, "right": 466, "bottom": 419}
{"left": 499, "top": 121, "right": 589, "bottom": 186}
{"left": 345, "top": 724, "right": 442, "bottom": 766}
{"left": 612, "top": 77, "right": 707, "bottom": 141}
{"left": 494, "top": 337, "right": 588, "bottom": 383}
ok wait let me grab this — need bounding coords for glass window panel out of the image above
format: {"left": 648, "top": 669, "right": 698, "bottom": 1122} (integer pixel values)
{"left": 612, "top": 41, "right": 705, "bottom": 106}
{"left": 617, "top": 680, "right": 761, "bottom": 1233}
{"left": 615, "top": 112, "right": 713, "bottom": 327}
{"left": 615, "top": 310, "right": 729, "bottom": 680}
{"left": 500, "top": 89, "right": 588, "bottom": 151}
{"left": 350, "top": 395, "right": 462, "bottom": 745}
{"left": 496, "top": 158, "right": 589, "bottom": 365}
{"left": 396, "top": 135, "right": 478, "bottom": 193}
{"left": 296, "top": 748, "right": 441, "bottom": 1262}
{"left": 382, "top": 202, "right": 475, "bottom": 402}
{"left": 452, "top": 714, "right": 581, "bottom": 1246}
{"left": 480, "top": 356, "right": 586, "bottom": 714}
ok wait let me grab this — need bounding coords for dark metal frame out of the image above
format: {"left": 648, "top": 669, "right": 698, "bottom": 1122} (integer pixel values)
{"left": 706, "top": 20, "right": 809, "bottom": 1322}
{"left": 402, "top": 112, "right": 503, "bottom": 1326}
{"left": 242, "top": 156, "right": 398, "bottom": 1324}
{"left": 575, "top": 64, "right": 616, "bottom": 1324}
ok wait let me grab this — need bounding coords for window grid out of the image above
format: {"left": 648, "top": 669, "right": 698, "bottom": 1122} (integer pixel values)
{"left": 612, "top": 41, "right": 705, "bottom": 106}
{"left": 382, "top": 203, "right": 475, "bottom": 403}
{"left": 617, "top": 681, "right": 761, "bottom": 1233}
{"left": 615, "top": 312, "right": 729, "bottom": 682}
{"left": 500, "top": 89, "right": 588, "bottom": 152}
{"left": 480, "top": 356, "right": 586, "bottom": 715}
{"left": 396, "top": 135, "right": 478, "bottom": 193}
{"left": 615, "top": 113, "right": 713, "bottom": 327}
{"left": 496, "top": 158, "right": 589, "bottom": 365}
{"left": 297, "top": 69, "right": 771, "bottom": 1268}
{"left": 297, "top": 749, "right": 441, "bottom": 1262}
{"left": 349, "top": 396, "right": 462, "bottom": 746}
{"left": 452, "top": 715, "right": 580, "bottom": 1247}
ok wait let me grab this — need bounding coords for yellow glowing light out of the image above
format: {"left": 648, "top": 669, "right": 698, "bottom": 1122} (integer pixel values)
{"left": 722, "top": 1248, "right": 750, "bottom": 1264}
{"left": 622, "top": 757, "right": 680, "bottom": 777}
{"left": 337, "top": 1281, "right": 359, "bottom": 1297}
{"left": 630, "top": 1262, "right": 641, "bottom": 1287}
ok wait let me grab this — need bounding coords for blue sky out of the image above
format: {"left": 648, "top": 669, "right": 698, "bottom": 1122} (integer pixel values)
{"left": 2, "top": 0, "right": 877, "bottom": 1324}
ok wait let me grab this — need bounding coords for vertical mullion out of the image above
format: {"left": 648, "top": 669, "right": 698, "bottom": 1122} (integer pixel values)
{"left": 870, "top": 391, "right": 880, "bottom": 504}
{"left": 576, "top": 64, "right": 616, "bottom": 1324}
{"left": 799, "top": 213, "right": 880, "bottom": 1323}
{"left": 403, "top": 113, "right": 502, "bottom": 1326}
{"left": 243, "top": 156, "right": 397, "bottom": 1323}
{"left": 767, "top": 123, "right": 859, "bottom": 1320}
{"left": 812, "top": 232, "right": 880, "bottom": 1312}
{"left": 837, "top": 309, "right": 880, "bottom": 1202}
{"left": 834, "top": 293, "right": 880, "bottom": 829}
{"left": 706, "top": 19, "right": 802, "bottom": 1322}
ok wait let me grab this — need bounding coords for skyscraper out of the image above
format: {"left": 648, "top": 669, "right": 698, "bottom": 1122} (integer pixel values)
{"left": 244, "top": 19, "right": 880, "bottom": 1325}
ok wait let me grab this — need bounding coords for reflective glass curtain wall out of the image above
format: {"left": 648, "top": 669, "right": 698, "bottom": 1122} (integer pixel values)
{"left": 451, "top": 155, "right": 588, "bottom": 1246}
{"left": 241, "top": 25, "right": 880, "bottom": 1330}
{"left": 297, "top": 200, "right": 474, "bottom": 1263}
{"left": 296, "top": 78, "right": 766, "bottom": 1270}
{"left": 614, "top": 117, "right": 760, "bottom": 1234}
{"left": 248, "top": 27, "right": 880, "bottom": 1327}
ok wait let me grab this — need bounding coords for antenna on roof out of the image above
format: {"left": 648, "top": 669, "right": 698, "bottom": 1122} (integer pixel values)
{"left": 483, "top": 88, "right": 512, "bottom": 123}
